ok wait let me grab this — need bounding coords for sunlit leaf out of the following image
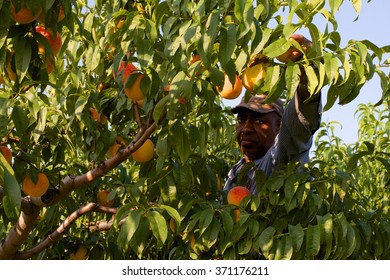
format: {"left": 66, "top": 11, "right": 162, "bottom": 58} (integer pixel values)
{"left": 259, "top": 226, "right": 276, "bottom": 253}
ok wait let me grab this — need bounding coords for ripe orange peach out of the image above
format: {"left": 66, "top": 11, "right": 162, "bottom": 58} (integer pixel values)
{"left": 89, "top": 108, "right": 107, "bottom": 124}
{"left": 227, "top": 186, "right": 251, "bottom": 222}
{"left": 108, "top": 143, "right": 121, "bottom": 157}
{"left": 89, "top": 107, "right": 100, "bottom": 122}
{"left": 121, "top": 63, "right": 146, "bottom": 101}
{"left": 107, "top": 136, "right": 126, "bottom": 157}
{"left": 241, "top": 63, "right": 268, "bottom": 93}
{"left": 188, "top": 54, "right": 201, "bottom": 65}
{"left": 0, "top": 146, "right": 12, "bottom": 165}
{"left": 97, "top": 189, "right": 114, "bottom": 207}
{"left": 10, "top": 2, "right": 42, "bottom": 24}
{"left": 218, "top": 73, "right": 243, "bottom": 100}
{"left": 131, "top": 139, "right": 154, "bottom": 162}
{"left": 21, "top": 173, "right": 49, "bottom": 197}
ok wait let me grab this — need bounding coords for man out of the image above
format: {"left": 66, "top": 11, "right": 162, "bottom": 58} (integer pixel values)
{"left": 223, "top": 35, "right": 322, "bottom": 194}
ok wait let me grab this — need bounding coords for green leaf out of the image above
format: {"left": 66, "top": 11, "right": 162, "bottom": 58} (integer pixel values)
{"left": 346, "top": 150, "right": 371, "bottom": 172}
{"left": 307, "top": 23, "right": 322, "bottom": 58}
{"left": 202, "top": 10, "right": 219, "bottom": 56}
{"left": 198, "top": 122, "right": 209, "bottom": 158}
{"left": 220, "top": 208, "right": 234, "bottom": 235}
{"left": 329, "top": 0, "right": 343, "bottom": 13}
{"left": 11, "top": 105, "right": 29, "bottom": 136}
{"left": 259, "top": 226, "right": 276, "bottom": 253}
{"left": 323, "top": 82, "right": 339, "bottom": 111}
{"left": 274, "top": 236, "right": 293, "bottom": 260}
{"left": 318, "top": 214, "right": 333, "bottom": 259}
{"left": 336, "top": 212, "right": 349, "bottom": 240}
{"left": 145, "top": 19, "right": 158, "bottom": 43}
{"left": 170, "top": 123, "right": 191, "bottom": 164}
{"left": 135, "top": 37, "right": 153, "bottom": 69}
{"left": 159, "top": 204, "right": 181, "bottom": 224}
{"left": 202, "top": 218, "right": 220, "bottom": 249}
{"left": 83, "top": 12, "right": 95, "bottom": 34}
{"left": 85, "top": 45, "right": 101, "bottom": 72}
{"left": 288, "top": 224, "right": 304, "bottom": 252}
{"left": 285, "top": 64, "right": 300, "bottom": 100}
{"left": 251, "top": 27, "right": 272, "bottom": 56}
{"left": 153, "top": 94, "right": 170, "bottom": 123}
{"left": 350, "top": 0, "right": 362, "bottom": 14}
{"left": 159, "top": 175, "right": 177, "bottom": 205}
{"left": 149, "top": 210, "right": 168, "bottom": 246}
{"left": 218, "top": 23, "right": 236, "bottom": 68}
{"left": 0, "top": 8, "right": 11, "bottom": 50}
{"left": 305, "top": 65, "right": 319, "bottom": 94}
{"left": 33, "top": 107, "right": 47, "bottom": 143}
{"left": 261, "top": 64, "right": 281, "bottom": 95}
{"left": 170, "top": 71, "right": 193, "bottom": 101}
{"left": 13, "top": 35, "right": 31, "bottom": 81}
{"left": 306, "top": 224, "right": 321, "bottom": 259}
{"left": 0, "top": 155, "right": 21, "bottom": 219}
{"left": 323, "top": 52, "right": 340, "bottom": 84}
{"left": 234, "top": 0, "right": 253, "bottom": 39}
{"left": 346, "top": 223, "right": 357, "bottom": 258}
{"left": 74, "top": 94, "right": 88, "bottom": 121}
{"left": 117, "top": 208, "right": 143, "bottom": 249}
{"left": 262, "top": 37, "right": 291, "bottom": 59}
{"left": 238, "top": 235, "right": 252, "bottom": 255}
{"left": 199, "top": 206, "right": 214, "bottom": 236}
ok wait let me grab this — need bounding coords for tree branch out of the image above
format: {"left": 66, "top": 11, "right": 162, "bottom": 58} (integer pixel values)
{"left": 87, "top": 215, "right": 127, "bottom": 232}
{"left": 0, "top": 202, "right": 40, "bottom": 260}
{"left": 17, "top": 202, "right": 117, "bottom": 260}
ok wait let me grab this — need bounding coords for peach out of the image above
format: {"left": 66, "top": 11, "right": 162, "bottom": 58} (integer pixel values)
{"left": 227, "top": 186, "right": 251, "bottom": 206}
{"left": 97, "top": 190, "right": 114, "bottom": 207}
{"left": 218, "top": 74, "right": 243, "bottom": 100}
{"left": 0, "top": 146, "right": 12, "bottom": 165}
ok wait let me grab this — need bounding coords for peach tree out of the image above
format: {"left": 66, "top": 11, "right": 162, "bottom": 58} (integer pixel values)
{"left": 0, "top": 0, "right": 389, "bottom": 259}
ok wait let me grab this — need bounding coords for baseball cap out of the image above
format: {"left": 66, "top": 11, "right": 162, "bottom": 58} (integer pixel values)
{"left": 231, "top": 95, "right": 284, "bottom": 117}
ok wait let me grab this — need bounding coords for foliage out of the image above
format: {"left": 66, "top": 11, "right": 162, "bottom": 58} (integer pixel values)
{"left": 0, "top": 0, "right": 389, "bottom": 259}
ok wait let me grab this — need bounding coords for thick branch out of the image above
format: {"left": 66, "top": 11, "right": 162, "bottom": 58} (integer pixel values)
{"left": 0, "top": 203, "right": 40, "bottom": 260}
{"left": 18, "top": 203, "right": 117, "bottom": 260}
{"left": 27, "top": 121, "right": 156, "bottom": 208}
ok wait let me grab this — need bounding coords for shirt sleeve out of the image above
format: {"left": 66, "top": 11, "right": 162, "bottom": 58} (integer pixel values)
{"left": 275, "top": 92, "right": 322, "bottom": 165}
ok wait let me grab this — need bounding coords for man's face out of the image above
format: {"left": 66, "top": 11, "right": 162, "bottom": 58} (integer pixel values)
{"left": 236, "top": 110, "right": 281, "bottom": 161}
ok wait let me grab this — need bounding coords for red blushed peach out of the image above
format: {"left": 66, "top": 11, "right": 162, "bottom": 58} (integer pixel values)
{"left": 227, "top": 186, "right": 251, "bottom": 206}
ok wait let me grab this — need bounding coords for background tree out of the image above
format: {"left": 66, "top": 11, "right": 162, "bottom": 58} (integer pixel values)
{"left": 0, "top": 0, "right": 389, "bottom": 259}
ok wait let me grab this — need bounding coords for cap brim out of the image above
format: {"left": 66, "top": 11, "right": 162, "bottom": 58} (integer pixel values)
{"left": 231, "top": 104, "right": 278, "bottom": 115}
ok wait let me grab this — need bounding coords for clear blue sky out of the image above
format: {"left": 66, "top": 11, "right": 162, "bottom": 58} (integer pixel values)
{"left": 224, "top": 1, "right": 390, "bottom": 145}
{"left": 318, "top": 0, "right": 389, "bottom": 144}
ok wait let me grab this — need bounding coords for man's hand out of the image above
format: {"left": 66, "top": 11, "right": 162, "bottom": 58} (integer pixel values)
{"left": 276, "top": 34, "right": 313, "bottom": 63}
{"left": 276, "top": 34, "right": 318, "bottom": 101}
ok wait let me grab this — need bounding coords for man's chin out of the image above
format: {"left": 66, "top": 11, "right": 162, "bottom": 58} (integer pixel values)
{"left": 241, "top": 147, "right": 266, "bottom": 161}
{"left": 241, "top": 149, "right": 258, "bottom": 161}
